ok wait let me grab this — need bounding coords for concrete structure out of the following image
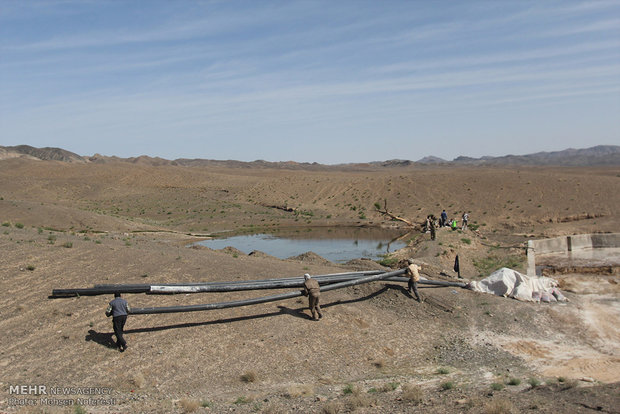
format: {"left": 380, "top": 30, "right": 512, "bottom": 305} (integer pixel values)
{"left": 527, "top": 233, "right": 620, "bottom": 275}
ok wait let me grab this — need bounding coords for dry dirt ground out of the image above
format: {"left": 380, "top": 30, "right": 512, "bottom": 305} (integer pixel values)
{"left": 0, "top": 159, "right": 619, "bottom": 413}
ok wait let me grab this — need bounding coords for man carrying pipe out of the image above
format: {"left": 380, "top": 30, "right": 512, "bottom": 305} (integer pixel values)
{"left": 301, "top": 274, "right": 323, "bottom": 321}
{"left": 105, "top": 293, "right": 130, "bottom": 352}
{"left": 406, "top": 259, "right": 422, "bottom": 302}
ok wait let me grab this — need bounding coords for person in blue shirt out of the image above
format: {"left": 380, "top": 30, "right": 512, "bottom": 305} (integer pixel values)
{"left": 441, "top": 210, "right": 448, "bottom": 227}
{"left": 106, "top": 293, "right": 130, "bottom": 352}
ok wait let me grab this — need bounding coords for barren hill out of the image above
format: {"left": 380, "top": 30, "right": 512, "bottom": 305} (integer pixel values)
{"left": 3, "top": 144, "right": 618, "bottom": 167}
{"left": 0, "top": 157, "right": 619, "bottom": 413}
{"left": 0, "top": 144, "right": 86, "bottom": 163}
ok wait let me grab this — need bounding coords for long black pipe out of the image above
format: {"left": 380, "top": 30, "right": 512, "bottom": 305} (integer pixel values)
{"left": 129, "top": 269, "right": 407, "bottom": 315}
{"left": 94, "top": 270, "right": 383, "bottom": 288}
{"left": 51, "top": 271, "right": 384, "bottom": 297}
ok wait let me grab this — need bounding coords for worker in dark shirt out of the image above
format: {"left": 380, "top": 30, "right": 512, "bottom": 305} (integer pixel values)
{"left": 302, "top": 274, "right": 323, "bottom": 321}
{"left": 106, "top": 293, "right": 130, "bottom": 352}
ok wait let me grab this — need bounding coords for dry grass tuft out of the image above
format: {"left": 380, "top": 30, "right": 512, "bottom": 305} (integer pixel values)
{"left": 401, "top": 383, "right": 424, "bottom": 405}
{"left": 262, "top": 404, "right": 285, "bottom": 414}
{"left": 484, "top": 398, "right": 515, "bottom": 414}
{"left": 130, "top": 372, "right": 146, "bottom": 389}
{"left": 286, "top": 384, "right": 315, "bottom": 398}
{"left": 345, "top": 393, "right": 374, "bottom": 410}
{"left": 380, "top": 382, "right": 400, "bottom": 392}
{"left": 179, "top": 399, "right": 200, "bottom": 413}
{"left": 240, "top": 370, "right": 258, "bottom": 383}
{"left": 322, "top": 400, "right": 341, "bottom": 414}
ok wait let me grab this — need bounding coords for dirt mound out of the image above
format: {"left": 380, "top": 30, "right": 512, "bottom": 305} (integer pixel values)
{"left": 287, "top": 251, "right": 333, "bottom": 265}
{"left": 343, "top": 258, "right": 389, "bottom": 271}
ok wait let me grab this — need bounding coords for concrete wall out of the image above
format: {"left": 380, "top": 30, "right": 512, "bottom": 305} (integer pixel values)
{"left": 527, "top": 233, "right": 620, "bottom": 276}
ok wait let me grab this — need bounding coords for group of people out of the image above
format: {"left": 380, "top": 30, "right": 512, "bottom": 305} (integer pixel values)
{"left": 428, "top": 210, "right": 470, "bottom": 233}
{"left": 106, "top": 265, "right": 425, "bottom": 351}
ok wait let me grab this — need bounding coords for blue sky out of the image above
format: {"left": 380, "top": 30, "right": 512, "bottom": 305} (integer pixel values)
{"left": 1, "top": 0, "right": 619, "bottom": 163}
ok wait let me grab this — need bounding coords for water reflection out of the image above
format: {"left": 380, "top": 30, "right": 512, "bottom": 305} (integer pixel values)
{"left": 196, "top": 227, "right": 410, "bottom": 263}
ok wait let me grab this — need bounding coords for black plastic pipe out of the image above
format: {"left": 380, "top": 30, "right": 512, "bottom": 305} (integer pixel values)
{"left": 129, "top": 269, "right": 407, "bottom": 315}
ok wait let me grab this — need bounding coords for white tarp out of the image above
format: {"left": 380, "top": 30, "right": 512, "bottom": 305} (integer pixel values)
{"left": 469, "top": 267, "right": 567, "bottom": 302}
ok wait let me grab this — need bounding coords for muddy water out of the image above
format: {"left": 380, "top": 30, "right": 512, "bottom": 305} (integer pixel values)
{"left": 196, "top": 227, "right": 409, "bottom": 263}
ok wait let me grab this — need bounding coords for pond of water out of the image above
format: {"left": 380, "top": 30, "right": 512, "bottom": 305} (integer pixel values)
{"left": 196, "top": 227, "right": 409, "bottom": 263}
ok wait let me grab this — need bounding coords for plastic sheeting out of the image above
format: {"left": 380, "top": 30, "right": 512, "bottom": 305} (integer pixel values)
{"left": 468, "top": 267, "right": 567, "bottom": 303}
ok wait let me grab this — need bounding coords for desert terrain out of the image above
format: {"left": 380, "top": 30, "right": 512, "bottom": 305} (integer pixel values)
{"left": 1, "top": 157, "right": 619, "bottom": 413}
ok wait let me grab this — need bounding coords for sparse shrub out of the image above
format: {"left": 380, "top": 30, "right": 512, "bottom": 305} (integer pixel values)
{"left": 131, "top": 372, "right": 146, "bottom": 388}
{"left": 48, "top": 235, "right": 56, "bottom": 244}
{"left": 377, "top": 256, "right": 398, "bottom": 267}
{"left": 461, "top": 237, "right": 471, "bottom": 244}
{"left": 380, "top": 382, "right": 399, "bottom": 392}
{"left": 179, "top": 399, "right": 200, "bottom": 413}
{"left": 26, "top": 265, "right": 35, "bottom": 271}
{"left": 440, "top": 381, "right": 454, "bottom": 390}
{"left": 342, "top": 383, "right": 354, "bottom": 395}
{"left": 345, "top": 393, "right": 372, "bottom": 410}
{"left": 507, "top": 377, "right": 521, "bottom": 386}
{"left": 234, "top": 396, "right": 249, "bottom": 404}
{"left": 286, "top": 384, "right": 314, "bottom": 398}
{"left": 200, "top": 400, "right": 212, "bottom": 408}
{"left": 63, "top": 241, "right": 73, "bottom": 248}
{"left": 240, "top": 371, "right": 257, "bottom": 383}
{"left": 367, "top": 387, "right": 378, "bottom": 393}
{"left": 528, "top": 377, "right": 541, "bottom": 388}
{"left": 401, "top": 383, "right": 423, "bottom": 404}
{"left": 490, "top": 382, "right": 504, "bottom": 391}
{"left": 15, "top": 223, "right": 24, "bottom": 229}
{"left": 73, "top": 405, "right": 87, "bottom": 414}
{"left": 484, "top": 398, "right": 514, "bottom": 414}
{"left": 322, "top": 400, "right": 341, "bottom": 414}
{"left": 2, "top": 222, "right": 10, "bottom": 227}
{"left": 436, "top": 367, "right": 450, "bottom": 375}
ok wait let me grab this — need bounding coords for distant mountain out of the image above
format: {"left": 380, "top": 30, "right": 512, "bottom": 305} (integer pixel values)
{"left": 2, "top": 144, "right": 618, "bottom": 167}
{"left": 0, "top": 145, "right": 86, "bottom": 163}
{"left": 416, "top": 156, "right": 447, "bottom": 164}
{"left": 449, "top": 145, "right": 620, "bottom": 166}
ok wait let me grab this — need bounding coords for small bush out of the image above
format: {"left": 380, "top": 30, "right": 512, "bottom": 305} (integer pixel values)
{"left": 345, "top": 393, "right": 372, "bottom": 410}
{"left": 240, "top": 371, "right": 257, "bottom": 383}
{"left": 322, "top": 401, "right": 341, "bottom": 414}
{"left": 484, "top": 398, "right": 514, "bottom": 414}
{"left": 381, "top": 382, "right": 400, "bottom": 392}
{"left": 1, "top": 222, "right": 10, "bottom": 227}
{"left": 73, "top": 405, "right": 87, "bottom": 414}
{"left": 233, "top": 396, "right": 249, "bottom": 404}
{"left": 461, "top": 237, "right": 471, "bottom": 244}
{"left": 179, "top": 399, "right": 199, "bottom": 413}
{"left": 367, "top": 387, "right": 378, "bottom": 393}
{"left": 440, "top": 381, "right": 454, "bottom": 390}
{"left": 15, "top": 223, "right": 24, "bottom": 229}
{"left": 200, "top": 400, "right": 212, "bottom": 408}
{"left": 26, "top": 265, "right": 35, "bottom": 271}
{"left": 528, "top": 378, "right": 541, "bottom": 388}
{"left": 507, "top": 377, "right": 521, "bottom": 386}
{"left": 436, "top": 367, "right": 450, "bottom": 375}
{"left": 342, "top": 384, "right": 354, "bottom": 395}
{"left": 401, "top": 384, "right": 423, "bottom": 404}
{"left": 286, "top": 384, "right": 314, "bottom": 398}
{"left": 490, "top": 382, "right": 504, "bottom": 391}
{"left": 377, "top": 256, "right": 398, "bottom": 267}
{"left": 63, "top": 241, "right": 73, "bottom": 248}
